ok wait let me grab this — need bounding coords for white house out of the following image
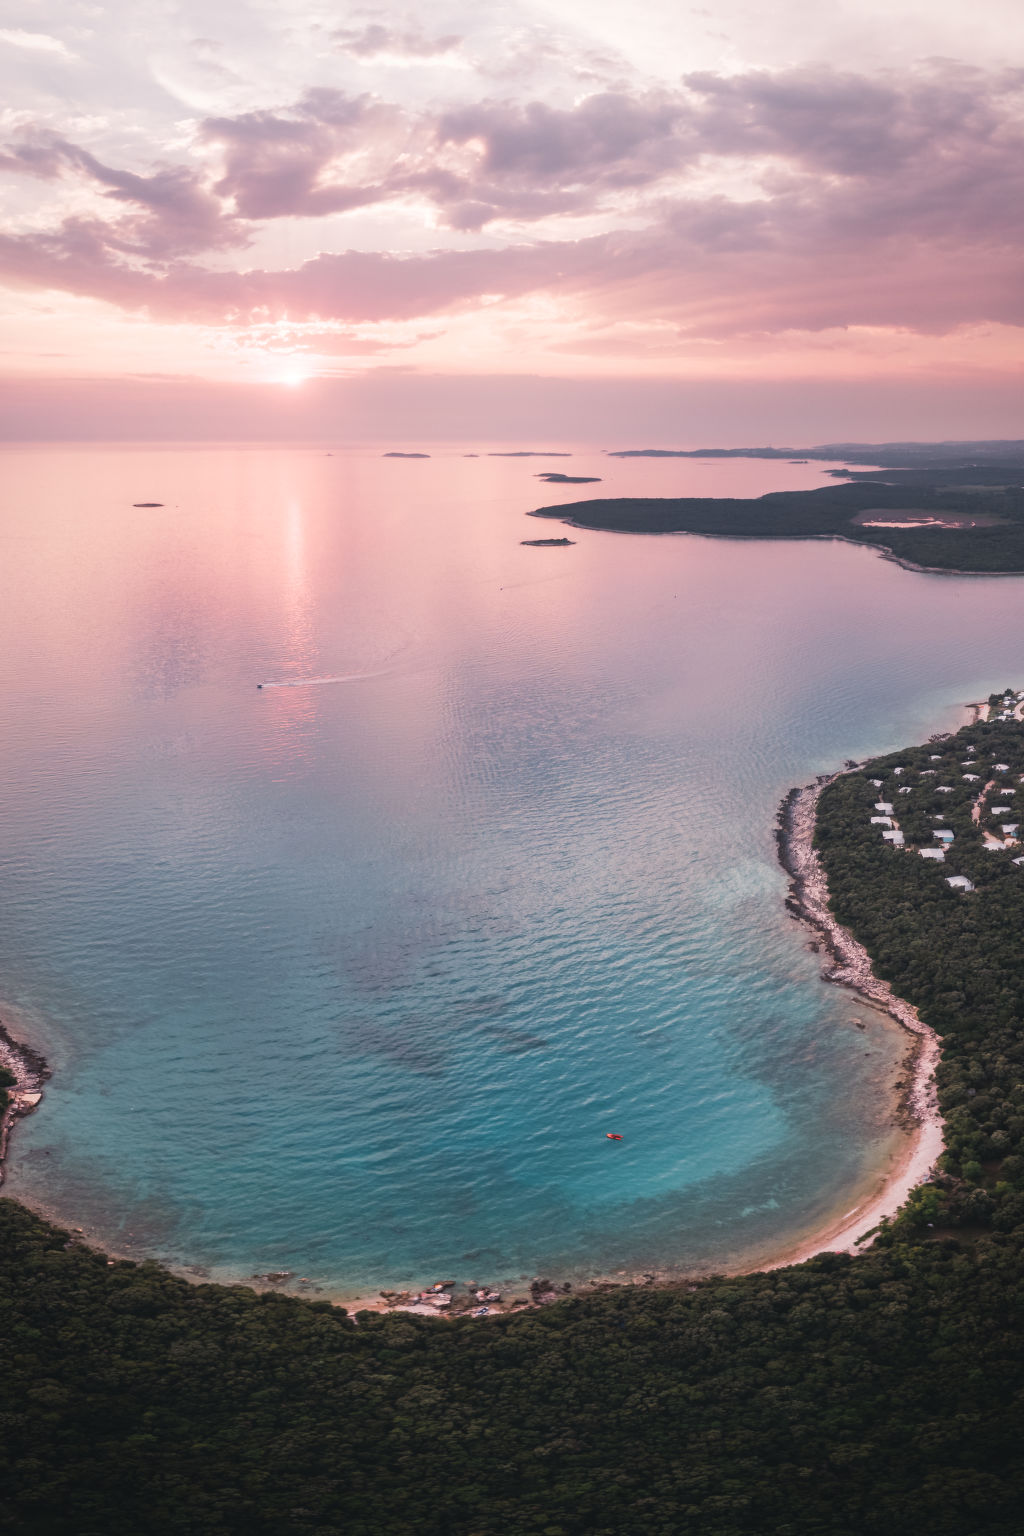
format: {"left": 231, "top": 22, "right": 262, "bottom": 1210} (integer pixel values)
{"left": 871, "top": 816, "right": 894, "bottom": 827}
{"left": 874, "top": 801, "right": 894, "bottom": 813}
{"left": 1002, "top": 825, "right": 1019, "bottom": 837}
{"left": 963, "top": 774, "right": 980, "bottom": 782}
{"left": 882, "top": 830, "right": 905, "bottom": 846}
{"left": 936, "top": 786, "right": 955, "bottom": 793}
{"left": 920, "top": 848, "right": 946, "bottom": 861}
{"left": 934, "top": 830, "right": 954, "bottom": 843}
{"left": 995, "top": 763, "right": 1010, "bottom": 772}
{"left": 946, "top": 875, "right": 974, "bottom": 891}
{"left": 898, "top": 787, "right": 913, "bottom": 794}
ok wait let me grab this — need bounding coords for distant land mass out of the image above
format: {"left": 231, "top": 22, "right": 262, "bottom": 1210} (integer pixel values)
{"left": 488, "top": 451, "right": 572, "bottom": 457}
{"left": 535, "top": 472, "right": 601, "bottom": 484}
{"left": 383, "top": 451, "right": 431, "bottom": 458}
{"left": 531, "top": 449, "right": 1024, "bottom": 573}
{"left": 609, "top": 440, "right": 1024, "bottom": 470}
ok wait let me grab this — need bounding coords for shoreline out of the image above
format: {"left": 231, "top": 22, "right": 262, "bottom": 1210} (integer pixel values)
{"left": 526, "top": 511, "right": 1024, "bottom": 577}
{"left": 0, "top": 1022, "right": 50, "bottom": 1185}
{"left": 760, "top": 773, "right": 945, "bottom": 1264}
{"left": 1, "top": 741, "right": 957, "bottom": 1315}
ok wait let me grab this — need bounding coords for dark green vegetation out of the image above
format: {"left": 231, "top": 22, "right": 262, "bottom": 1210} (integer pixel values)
{"left": 5, "top": 714, "right": 1024, "bottom": 1535}
{"left": 530, "top": 478, "right": 1024, "bottom": 572}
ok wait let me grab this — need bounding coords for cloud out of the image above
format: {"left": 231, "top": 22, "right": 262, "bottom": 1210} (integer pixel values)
{"left": 0, "top": 129, "right": 244, "bottom": 256}
{"left": 200, "top": 90, "right": 402, "bottom": 219}
{"left": 1, "top": 62, "right": 1022, "bottom": 345}
{"left": 0, "top": 29, "right": 76, "bottom": 61}
{"left": 332, "top": 23, "right": 463, "bottom": 60}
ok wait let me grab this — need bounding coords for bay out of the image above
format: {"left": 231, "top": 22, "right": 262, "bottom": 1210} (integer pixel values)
{"left": 2, "top": 443, "right": 1021, "bottom": 1295}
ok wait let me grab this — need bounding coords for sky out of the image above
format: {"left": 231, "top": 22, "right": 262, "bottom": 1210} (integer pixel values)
{"left": 1, "top": 0, "right": 1022, "bottom": 442}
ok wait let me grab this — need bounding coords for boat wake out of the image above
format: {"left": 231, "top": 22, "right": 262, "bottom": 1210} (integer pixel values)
{"left": 257, "top": 670, "right": 389, "bottom": 690}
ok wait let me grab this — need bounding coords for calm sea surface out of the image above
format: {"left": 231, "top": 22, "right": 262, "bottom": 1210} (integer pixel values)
{"left": 3, "top": 443, "right": 1024, "bottom": 1294}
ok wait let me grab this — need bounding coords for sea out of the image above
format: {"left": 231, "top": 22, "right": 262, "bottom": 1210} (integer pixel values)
{"left": 3, "top": 442, "right": 1023, "bottom": 1298}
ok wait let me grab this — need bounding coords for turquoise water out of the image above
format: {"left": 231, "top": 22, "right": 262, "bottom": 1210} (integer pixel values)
{"left": 3, "top": 443, "right": 1024, "bottom": 1294}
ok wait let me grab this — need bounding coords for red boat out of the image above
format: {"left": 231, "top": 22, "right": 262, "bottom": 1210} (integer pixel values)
{"left": 606, "top": 1133, "right": 623, "bottom": 1141}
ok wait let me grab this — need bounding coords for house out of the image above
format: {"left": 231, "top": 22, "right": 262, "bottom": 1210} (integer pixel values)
{"left": 870, "top": 779, "right": 883, "bottom": 787}
{"left": 920, "top": 769, "right": 937, "bottom": 776}
{"left": 946, "top": 875, "right": 974, "bottom": 891}
{"left": 963, "top": 774, "right": 980, "bottom": 782}
{"left": 992, "top": 807, "right": 1012, "bottom": 816}
{"left": 898, "top": 786, "right": 913, "bottom": 794}
{"left": 920, "top": 848, "right": 946, "bottom": 861}
{"left": 1013, "top": 857, "right": 1024, "bottom": 866}
{"left": 936, "top": 786, "right": 955, "bottom": 793}
{"left": 930, "top": 755, "right": 943, "bottom": 761}
{"left": 1002, "top": 825, "right": 1019, "bottom": 837}
{"left": 934, "top": 830, "right": 954, "bottom": 843}
{"left": 874, "top": 801, "right": 894, "bottom": 813}
{"left": 871, "top": 816, "right": 894, "bottom": 827}
{"left": 882, "top": 830, "right": 905, "bottom": 846}
{"left": 893, "top": 767, "right": 905, "bottom": 775}
{"left": 995, "top": 763, "right": 1010, "bottom": 772}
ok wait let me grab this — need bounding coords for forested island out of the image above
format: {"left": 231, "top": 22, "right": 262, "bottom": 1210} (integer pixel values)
{"left": 530, "top": 447, "right": 1024, "bottom": 572}
{"left": 4, "top": 703, "right": 1024, "bottom": 1532}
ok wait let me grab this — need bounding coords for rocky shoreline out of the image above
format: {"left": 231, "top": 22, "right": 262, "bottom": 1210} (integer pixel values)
{"left": 0, "top": 1021, "right": 50, "bottom": 1186}
{"left": 775, "top": 775, "right": 942, "bottom": 1143}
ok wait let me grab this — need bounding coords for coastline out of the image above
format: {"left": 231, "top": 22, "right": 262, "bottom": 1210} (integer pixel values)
{"left": 764, "top": 773, "right": 945, "bottom": 1264}
{"left": 0, "top": 1022, "right": 49, "bottom": 1186}
{"left": 1, "top": 744, "right": 956, "bottom": 1314}
{"left": 526, "top": 510, "right": 1024, "bottom": 577}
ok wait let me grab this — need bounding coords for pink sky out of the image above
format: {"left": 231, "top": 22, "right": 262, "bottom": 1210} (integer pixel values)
{"left": 1, "top": 0, "right": 1022, "bottom": 442}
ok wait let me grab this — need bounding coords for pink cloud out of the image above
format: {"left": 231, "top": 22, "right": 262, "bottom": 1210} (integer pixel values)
{"left": 1, "top": 62, "right": 1022, "bottom": 343}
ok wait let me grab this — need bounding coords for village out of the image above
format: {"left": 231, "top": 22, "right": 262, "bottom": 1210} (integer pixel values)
{"left": 865, "top": 688, "right": 1024, "bottom": 892}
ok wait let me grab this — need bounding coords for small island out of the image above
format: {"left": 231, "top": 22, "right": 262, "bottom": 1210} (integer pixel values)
{"left": 520, "top": 536, "right": 575, "bottom": 546}
{"left": 535, "top": 472, "right": 601, "bottom": 484}
{"left": 382, "top": 451, "right": 430, "bottom": 458}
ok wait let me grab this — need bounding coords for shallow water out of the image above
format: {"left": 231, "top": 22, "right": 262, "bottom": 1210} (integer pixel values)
{"left": 2, "top": 443, "right": 1023, "bottom": 1294}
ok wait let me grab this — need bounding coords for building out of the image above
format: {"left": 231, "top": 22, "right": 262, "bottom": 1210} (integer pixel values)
{"left": 882, "top": 830, "right": 905, "bottom": 846}
{"left": 920, "top": 848, "right": 946, "bottom": 861}
{"left": 946, "top": 875, "right": 974, "bottom": 891}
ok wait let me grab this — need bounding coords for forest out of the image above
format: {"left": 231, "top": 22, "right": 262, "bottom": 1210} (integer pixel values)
{"left": 529, "top": 477, "right": 1024, "bottom": 572}
{"left": 3, "top": 707, "right": 1024, "bottom": 1534}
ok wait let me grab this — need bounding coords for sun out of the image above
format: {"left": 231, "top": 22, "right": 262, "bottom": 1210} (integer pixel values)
{"left": 279, "top": 370, "right": 307, "bottom": 389}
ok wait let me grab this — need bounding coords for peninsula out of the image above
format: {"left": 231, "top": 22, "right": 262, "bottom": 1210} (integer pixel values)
{"left": 530, "top": 480, "right": 1024, "bottom": 573}
{"left": 527, "top": 439, "right": 1024, "bottom": 573}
